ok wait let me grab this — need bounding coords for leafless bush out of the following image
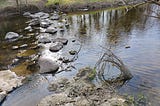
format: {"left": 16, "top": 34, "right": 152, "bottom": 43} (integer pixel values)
{"left": 95, "top": 48, "right": 132, "bottom": 86}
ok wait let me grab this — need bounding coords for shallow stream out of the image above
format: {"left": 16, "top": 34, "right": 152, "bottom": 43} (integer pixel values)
{"left": 0, "top": 4, "right": 160, "bottom": 106}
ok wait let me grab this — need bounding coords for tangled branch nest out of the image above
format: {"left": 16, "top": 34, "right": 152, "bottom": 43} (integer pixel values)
{"left": 95, "top": 48, "right": 132, "bottom": 86}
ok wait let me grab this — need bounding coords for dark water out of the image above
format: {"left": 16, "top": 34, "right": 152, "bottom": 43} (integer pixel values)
{"left": 0, "top": 4, "right": 160, "bottom": 106}
{"left": 0, "top": 16, "right": 39, "bottom": 75}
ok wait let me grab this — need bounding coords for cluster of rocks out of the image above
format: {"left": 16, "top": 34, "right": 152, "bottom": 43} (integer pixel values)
{"left": 23, "top": 11, "right": 81, "bottom": 74}
{"left": 0, "top": 70, "right": 24, "bottom": 103}
{"left": 1, "top": 11, "right": 73, "bottom": 104}
{"left": 23, "top": 11, "right": 69, "bottom": 33}
{"left": 38, "top": 67, "right": 129, "bottom": 106}
{"left": 4, "top": 11, "right": 76, "bottom": 75}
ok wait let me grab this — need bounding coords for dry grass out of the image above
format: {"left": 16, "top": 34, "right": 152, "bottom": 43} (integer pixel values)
{"left": 0, "top": 0, "right": 41, "bottom": 9}
{"left": 46, "top": 0, "right": 117, "bottom": 5}
{"left": 0, "top": 0, "right": 118, "bottom": 9}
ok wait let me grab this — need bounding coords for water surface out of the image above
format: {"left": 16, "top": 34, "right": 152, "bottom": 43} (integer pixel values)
{"left": 0, "top": 4, "right": 160, "bottom": 105}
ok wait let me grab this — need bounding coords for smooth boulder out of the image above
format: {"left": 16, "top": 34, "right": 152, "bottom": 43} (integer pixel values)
{"left": 53, "top": 38, "right": 68, "bottom": 45}
{"left": 49, "top": 42, "right": 63, "bottom": 52}
{"left": 23, "top": 12, "right": 31, "bottom": 18}
{"left": 45, "top": 28, "right": 57, "bottom": 34}
{"left": 38, "top": 37, "right": 51, "bottom": 44}
{"left": 5, "top": 32, "right": 19, "bottom": 40}
{"left": 38, "top": 57, "right": 59, "bottom": 73}
{"left": 0, "top": 70, "right": 24, "bottom": 92}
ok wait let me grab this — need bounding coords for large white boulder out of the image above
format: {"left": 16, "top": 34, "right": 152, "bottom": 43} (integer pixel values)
{"left": 0, "top": 70, "right": 24, "bottom": 92}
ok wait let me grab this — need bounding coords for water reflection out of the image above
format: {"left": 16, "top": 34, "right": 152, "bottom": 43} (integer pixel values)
{"left": 0, "top": 16, "right": 38, "bottom": 74}
{"left": 64, "top": 5, "right": 160, "bottom": 105}
{"left": 0, "top": 4, "right": 160, "bottom": 105}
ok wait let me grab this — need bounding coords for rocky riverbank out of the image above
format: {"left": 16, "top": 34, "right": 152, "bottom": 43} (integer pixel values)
{"left": 0, "top": 0, "right": 146, "bottom": 17}
{"left": 0, "top": 10, "right": 133, "bottom": 106}
{"left": 38, "top": 67, "right": 130, "bottom": 106}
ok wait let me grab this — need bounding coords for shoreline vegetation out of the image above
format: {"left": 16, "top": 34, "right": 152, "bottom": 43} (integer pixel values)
{"left": 0, "top": 0, "right": 147, "bottom": 17}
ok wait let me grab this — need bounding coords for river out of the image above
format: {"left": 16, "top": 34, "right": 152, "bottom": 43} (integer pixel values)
{"left": 0, "top": 4, "right": 160, "bottom": 106}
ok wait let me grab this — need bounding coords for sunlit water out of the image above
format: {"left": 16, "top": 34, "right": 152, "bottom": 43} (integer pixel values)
{"left": 0, "top": 4, "right": 160, "bottom": 106}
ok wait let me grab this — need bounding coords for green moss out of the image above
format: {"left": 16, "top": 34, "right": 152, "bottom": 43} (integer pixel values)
{"left": 124, "top": 94, "right": 148, "bottom": 106}
{"left": 88, "top": 67, "right": 97, "bottom": 81}
{"left": 17, "top": 49, "right": 36, "bottom": 57}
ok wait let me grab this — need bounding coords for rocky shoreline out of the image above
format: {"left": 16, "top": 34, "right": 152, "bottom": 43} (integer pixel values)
{"left": 0, "top": 1, "right": 150, "bottom": 105}
{"left": 0, "top": 10, "right": 133, "bottom": 106}
{"left": 0, "top": 0, "right": 146, "bottom": 17}
{"left": 38, "top": 67, "right": 130, "bottom": 106}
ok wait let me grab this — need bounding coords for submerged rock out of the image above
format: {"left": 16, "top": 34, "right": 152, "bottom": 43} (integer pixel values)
{"left": 69, "top": 50, "right": 77, "bottom": 55}
{"left": 1, "top": 75, "right": 51, "bottom": 106}
{"left": 49, "top": 42, "right": 63, "bottom": 52}
{"left": 125, "top": 45, "right": 131, "bottom": 49}
{"left": 5, "top": 32, "right": 20, "bottom": 40}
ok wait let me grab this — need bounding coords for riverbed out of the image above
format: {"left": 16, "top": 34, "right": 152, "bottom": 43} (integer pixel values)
{"left": 0, "top": 4, "right": 160, "bottom": 106}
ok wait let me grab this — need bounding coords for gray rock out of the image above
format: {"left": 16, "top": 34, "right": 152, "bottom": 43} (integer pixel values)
{"left": 12, "top": 46, "right": 19, "bottom": 50}
{"left": 53, "top": 38, "right": 68, "bottom": 45}
{"left": 48, "top": 78, "right": 69, "bottom": 91}
{"left": 40, "top": 20, "right": 51, "bottom": 28}
{"left": 33, "top": 12, "right": 49, "bottom": 19}
{"left": 38, "top": 37, "right": 51, "bottom": 44}
{"left": 37, "top": 33, "right": 52, "bottom": 38}
{"left": 19, "top": 44, "right": 28, "bottom": 48}
{"left": 12, "top": 58, "right": 20, "bottom": 66}
{"left": 50, "top": 14, "right": 60, "bottom": 20}
{"left": 0, "top": 70, "right": 24, "bottom": 92}
{"left": 37, "top": 66, "right": 127, "bottom": 106}
{"left": 59, "top": 28, "right": 65, "bottom": 32}
{"left": 28, "top": 19, "right": 40, "bottom": 27}
{"left": 0, "top": 91, "right": 7, "bottom": 103}
{"left": 69, "top": 50, "right": 77, "bottom": 55}
{"left": 49, "top": 42, "right": 63, "bottom": 52}
{"left": 38, "top": 93, "right": 72, "bottom": 106}
{"left": 65, "top": 23, "right": 70, "bottom": 28}
{"left": 125, "top": 45, "right": 131, "bottom": 49}
{"left": 45, "top": 28, "right": 57, "bottom": 34}
{"left": 24, "top": 26, "right": 32, "bottom": 31}
{"left": 23, "top": 12, "right": 31, "bottom": 17}
{"left": 38, "top": 57, "right": 59, "bottom": 73}
{"left": 5, "top": 32, "right": 19, "bottom": 40}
